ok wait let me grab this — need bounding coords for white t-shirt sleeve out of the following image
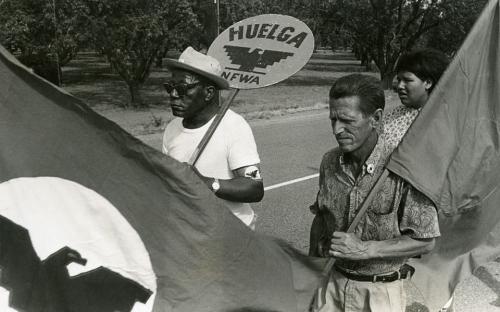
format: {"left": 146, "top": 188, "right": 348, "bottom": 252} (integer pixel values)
{"left": 227, "top": 116, "right": 260, "bottom": 170}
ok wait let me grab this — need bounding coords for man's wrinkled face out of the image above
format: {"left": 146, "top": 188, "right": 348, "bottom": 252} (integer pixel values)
{"left": 396, "top": 71, "right": 432, "bottom": 109}
{"left": 329, "top": 96, "right": 375, "bottom": 154}
{"left": 165, "top": 71, "right": 206, "bottom": 119}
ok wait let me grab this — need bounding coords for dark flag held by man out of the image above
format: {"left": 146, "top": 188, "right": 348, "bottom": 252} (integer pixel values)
{"left": 386, "top": 0, "right": 500, "bottom": 310}
{"left": 0, "top": 44, "right": 324, "bottom": 311}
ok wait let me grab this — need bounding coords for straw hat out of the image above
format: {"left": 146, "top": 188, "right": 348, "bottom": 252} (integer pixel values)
{"left": 165, "top": 47, "right": 229, "bottom": 89}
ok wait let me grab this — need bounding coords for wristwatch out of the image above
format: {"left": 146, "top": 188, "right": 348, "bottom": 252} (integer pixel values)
{"left": 211, "top": 178, "right": 220, "bottom": 193}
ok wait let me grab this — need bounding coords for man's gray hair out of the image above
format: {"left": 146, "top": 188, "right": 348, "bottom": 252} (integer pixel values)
{"left": 329, "top": 74, "right": 385, "bottom": 116}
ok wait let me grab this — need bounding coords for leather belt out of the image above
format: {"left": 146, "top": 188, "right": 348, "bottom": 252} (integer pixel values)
{"left": 335, "top": 264, "right": 415, "bottom": 283}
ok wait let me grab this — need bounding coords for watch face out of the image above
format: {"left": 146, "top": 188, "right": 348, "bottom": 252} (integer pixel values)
{"left": 211, "top": 180, "right": 220, "bottom": 192}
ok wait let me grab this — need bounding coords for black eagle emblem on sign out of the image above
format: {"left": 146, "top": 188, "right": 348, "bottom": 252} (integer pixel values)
{"left": 223, "top": 45, "right": 294, "bottom": 74}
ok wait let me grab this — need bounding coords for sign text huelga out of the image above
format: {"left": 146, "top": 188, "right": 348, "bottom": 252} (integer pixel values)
{"left": 208, "top": 15, "right": 314, "bottom": 89}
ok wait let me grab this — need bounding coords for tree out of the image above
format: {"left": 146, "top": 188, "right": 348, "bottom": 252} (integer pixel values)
{"left": 215, "top": 0, "right": 328, "bottom": 48}
{"left": 52, "top": 0, "right": 90, "bottom": 67}
{"left": 189, "top": 0, "right": 223, "bottom": 49}
{"left": 424, "top": 0, "right": 487, "bottom": 56}
{"left": 217, "top": 0, "right": 266, "bottom": 29}
{"left": 192, "top": 0, "right": 329, "bottom": 51}
{"left": 0, "top": 0, "right": 88, "bottom": 85}
{"left": 84, "top": 0, "right": 199, "bottom": 108}
{"left": 262, "top": 0, "right": 330, "bottom": 49}
{"left": 323, "top": 0, "right": 487, "bottom": 89}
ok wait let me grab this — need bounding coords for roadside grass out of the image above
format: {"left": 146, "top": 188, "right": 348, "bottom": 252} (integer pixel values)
{"left": 61, "top": 51, "right": 399, "bottom": 135}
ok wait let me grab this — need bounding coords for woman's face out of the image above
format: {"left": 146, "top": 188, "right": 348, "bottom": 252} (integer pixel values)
{"left": 396, "top": 71, "right": 432, "bottom": 109}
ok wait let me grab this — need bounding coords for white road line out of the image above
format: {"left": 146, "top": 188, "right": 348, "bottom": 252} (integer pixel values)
{"left": 264, "top": 173, "right": 319, "bottom": 191}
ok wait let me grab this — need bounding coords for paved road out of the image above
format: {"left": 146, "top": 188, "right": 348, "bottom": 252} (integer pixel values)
{"left": 137, "top": 110, "right": 500, "bottom": 312}
{"left": 251, "top": 111, "right": 332, "bottom": 251}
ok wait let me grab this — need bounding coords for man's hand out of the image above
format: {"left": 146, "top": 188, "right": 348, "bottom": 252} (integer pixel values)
{"left": 329, "top": 232, "right": 374, "bottom": 260}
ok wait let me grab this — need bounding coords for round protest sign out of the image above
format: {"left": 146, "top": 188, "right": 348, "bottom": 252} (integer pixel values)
{"left": 208, "top": 14, "right": 314, "bottom": 89}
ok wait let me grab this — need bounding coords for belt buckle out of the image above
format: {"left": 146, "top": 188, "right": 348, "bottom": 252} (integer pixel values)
{"left": 372, "top": 274, "right": 385, "bottom": 283}
{"left": 372, "top": 271, "right": 400, "bottom": 283}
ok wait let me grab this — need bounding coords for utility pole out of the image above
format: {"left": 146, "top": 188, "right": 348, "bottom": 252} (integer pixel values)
{"left": 215, "top": 0, "right": 220, "bottom": 36}
{"left": 205, "top": 0, "right": 221, "bottom": 104}
{"left": 51, "top": 0, "right": 62, "bottom": 86}
{"left": 203, "top": 0, "right": 219, "bottom": 44}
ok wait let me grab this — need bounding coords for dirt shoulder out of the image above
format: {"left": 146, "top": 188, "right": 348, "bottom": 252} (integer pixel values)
{"left": 95, "top": 102, "right": 329, "bottom": 137}
{"left": 95, "top": 89, "right": 400, "bottom": 138}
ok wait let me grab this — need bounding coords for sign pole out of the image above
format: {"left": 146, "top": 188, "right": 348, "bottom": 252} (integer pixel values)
{"left": 188, "top": 0, "right": 229, "bottom": 167}
{"left": 189, "top": 14, "right": 314, "bottom": 167}
{"left": 188, "top": 89, "right": 239, "bottom": 166}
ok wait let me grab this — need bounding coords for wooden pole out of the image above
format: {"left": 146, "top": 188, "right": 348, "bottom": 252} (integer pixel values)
{"left": 188, "top": 89, "right": 240, "bottom": 166}
{"left": 313, "top": 169, "right": 390, "bottom": 309}
{"left": 215, "top": 0, "right": 220, "bottom": 36}
{"left": 320, "top": 168, "right": 390, "bottom": 274}
{"left": 51, "top": 0, "right": 62, "bottom": 86}
{"left": 187, "top": 0, "right": 231, "bottom": 167}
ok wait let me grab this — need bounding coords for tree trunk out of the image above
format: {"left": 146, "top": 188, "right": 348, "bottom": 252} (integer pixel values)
{"left": 360, "top": 52, "right": 369, "bottom": 67}
{"left": 155, "top": 55, "right": 163, "bottom": 68}
{"left": 353, "top": 45, "right": 360, "bottom": 59}
{"left": 380, "top": 71, "right": 396, "bottom": 90}
{"left": 128, "top": 82, "right": 145, "bottom": 108}
{"left": 155, "top": 48, "right": 168, "bottom": 68}
{"left": 33, "top": 61, "right": 62, "bottom": 86}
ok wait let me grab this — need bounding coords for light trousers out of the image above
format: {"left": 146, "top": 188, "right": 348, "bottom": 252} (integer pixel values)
{"left": 312, "top": 268, "right": 407, "bottom": 312}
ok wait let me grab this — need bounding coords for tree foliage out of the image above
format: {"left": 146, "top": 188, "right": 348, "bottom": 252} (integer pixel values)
{"left": 216, "top": 0, "right": 327, "bottom": 48}
{"left": 218, "top": 0, "right": 266, "bottom": 29}
{"left": 424, "top": 0, "right": 488, "bottom": 56}
{"left": 323, "top": 0, "right": 487, "bottom": 88}
{"left": 84, "top": 0, "right": 200, "bottom": 107}
{"left": 0, "top": 0, "right": 488, "bottom": 104}
{"left": 0, "top": 0, "right": 88, "bottom": 85}
{"left": 265, "top": 0, "right": 332, "bottom": 48}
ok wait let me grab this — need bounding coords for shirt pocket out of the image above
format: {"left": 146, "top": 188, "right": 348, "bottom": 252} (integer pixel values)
{"left": 367, "top": 191, "right": 393, "bottom": 215}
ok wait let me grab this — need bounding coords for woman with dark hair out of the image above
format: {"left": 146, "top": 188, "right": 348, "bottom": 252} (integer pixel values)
{"left": 385, "top": 48, "right": 453, "bottom": 311}
{"left": 396, "top": 48, "right": 449, "bottom": 108}
{"left": 384, "top": 48, "right": 449, "bottom": 150}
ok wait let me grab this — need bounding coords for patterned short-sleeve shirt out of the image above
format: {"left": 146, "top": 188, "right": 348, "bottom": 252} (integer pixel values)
{"left": 383, "top": 105, "right": 419, "bottom": 151}
{"left": 316, "top": 137, "right": 440, "bottom": 275}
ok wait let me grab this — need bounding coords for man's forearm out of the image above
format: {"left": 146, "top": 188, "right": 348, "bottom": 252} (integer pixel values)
{"left": 191, "top": 165, "right": 264, "bottom": 203}
{"left": 367, "top": 236, "right": 435, "bottom": 259}
{"left": 330, "top": 232, "right": 436, "bottom": 260}
{"left": 197, "top": 174, "right": 264, "bottom": 202}
{"left": 216, "top": 177, "right": 264, "bottom": 202}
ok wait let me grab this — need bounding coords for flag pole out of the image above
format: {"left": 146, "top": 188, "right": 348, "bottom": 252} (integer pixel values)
{"left": 320, "top": 168, "right": 390, "bottom": 274}
{"left": 314, "top": 169, "right": 389, "bottom": 309}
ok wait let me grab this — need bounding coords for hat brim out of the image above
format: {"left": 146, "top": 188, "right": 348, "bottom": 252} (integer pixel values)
{"left": 165, "top": 59, "right": 230, "bottom": 90}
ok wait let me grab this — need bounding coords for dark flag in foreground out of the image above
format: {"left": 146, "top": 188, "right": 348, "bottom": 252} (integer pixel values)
{"left": 387, "top": 0, "right": 500, "bottom": 310}
{"left": 0, "top": 44, "right": 324, "bottom": 311}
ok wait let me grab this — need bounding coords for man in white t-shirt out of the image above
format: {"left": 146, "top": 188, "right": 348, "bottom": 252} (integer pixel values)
{"left": 162, "top": 47, "right": 263, "bottom": 229}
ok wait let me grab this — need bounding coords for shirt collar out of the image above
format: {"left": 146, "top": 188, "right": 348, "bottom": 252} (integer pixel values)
{"left": 364, "top": 136, "right": 384, "bottom": 175}
{"left": 339, "top": 136, "right": 385, "bottom": 176}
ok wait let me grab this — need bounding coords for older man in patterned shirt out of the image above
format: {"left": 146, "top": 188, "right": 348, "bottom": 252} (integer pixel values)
{"left": 309, "top": 74, "right": 440, "bottom": 312}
